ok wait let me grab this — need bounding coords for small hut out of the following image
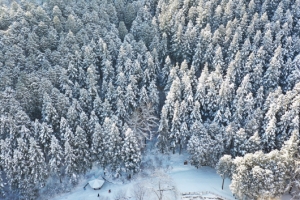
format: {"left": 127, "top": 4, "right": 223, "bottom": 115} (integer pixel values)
{"left": 88, "top": 179, "right": 105, "bottom": 190}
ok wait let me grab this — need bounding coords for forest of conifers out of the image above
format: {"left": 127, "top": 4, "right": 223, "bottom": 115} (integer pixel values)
{"left": 0, "top": 0, "right": 299, "bottom": 199}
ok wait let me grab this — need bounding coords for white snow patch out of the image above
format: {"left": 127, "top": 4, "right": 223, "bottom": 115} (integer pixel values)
{"left": 167, "top": 153, "right": 234, "bottom": 200}
{"left": 51, "top": 152, "right": 290, "bottom": 200}
{"left": 281, "top": 193, "right": 292, "bottom": 200}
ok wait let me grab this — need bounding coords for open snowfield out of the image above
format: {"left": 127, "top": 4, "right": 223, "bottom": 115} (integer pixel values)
{"left": 51, "top": 152, "right": 292, "bottom": 200}
{"left": 168, "top": 156, "right": 234, "bottom": 199}
{"left": 52, "top": 152, "right": 235, "bottom": 200}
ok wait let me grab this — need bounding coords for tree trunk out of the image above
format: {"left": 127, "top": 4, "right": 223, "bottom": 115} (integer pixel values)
{"left": 179, "top": 144, "right": 182, "bottom": 155}
{"left": 222, "top": 178, "right": 224, "bottom": 190}
{"left": 289, "top": 185, "right": 293, "bottom": 194}
{"left": 172, "top": 147, "right": 175, "bottom": 154}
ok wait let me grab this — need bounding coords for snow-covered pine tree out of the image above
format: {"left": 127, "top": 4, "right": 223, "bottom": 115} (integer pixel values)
{"left": 245, "top": 131, "right": 262, "bottom": 153}
{"left": 122, "top": 128, "right": 141, "bottom": 179}
{"left": 42, "top": 92, "right": 59, "bottom": 131}
{"left": 156, "top": 106, "right": 170, "bottom": 153}
{"left": 73, "top": 125, "right": 91, "bottom": 173}
{"left": 64, "top": 139, "right": 78, "bottom": 186}
{"left": 107, "top": 122, "right": 123, "bottom": 174}
{"left": 187, "top": 124, "right": 219, "bottom": 168}
{"left": 0, "top": 169, "right": 5, "bottom": 197}
{"left": 27, "top": 137, "right": 48, "bottom": 197}
{"left": 49, "top": 135, "right": 63, "bottom": 180}
{"left": 39, "top": 122, "right": 53, "bottom": 161}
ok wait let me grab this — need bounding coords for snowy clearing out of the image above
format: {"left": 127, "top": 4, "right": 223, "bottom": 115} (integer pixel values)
{"left": 52, "top": 153, "right": 235, "bottom": 200}
{"left": 51, "top": 152, "right": 292, "bottom": 200}
{"left": 166, "top": 153, "right": 234, "bottom": 200}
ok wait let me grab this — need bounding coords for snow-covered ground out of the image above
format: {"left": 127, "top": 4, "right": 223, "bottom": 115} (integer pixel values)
{"left": 51, "top": 152, "right": 292, "bottom": 200}
{"left": 168, "top": 153, "right": 234, "bottom": 199}
{"left": 52, "top": 152, "right": 234, "bottom": 200}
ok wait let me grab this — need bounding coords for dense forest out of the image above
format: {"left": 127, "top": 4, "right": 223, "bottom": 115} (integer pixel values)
{"left": 0, "top": 0, "right": 299, "bottom": 199}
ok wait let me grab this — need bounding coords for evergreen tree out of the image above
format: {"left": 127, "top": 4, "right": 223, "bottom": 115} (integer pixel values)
{"left": 41, "top": 93, "right": 59, "bottom": 131}
{"left": 0, "top": 170, "right": 5, "bottom": 197}
{"left": 66, "top": 99, "right": 81, "bottom": 132}
{"left": 106, "top": 122, "right": 122, "bottom": 173}
{"left": 73, "top": 125, "right": 91, "bottom": 173}
{"left": 91, "top": 122, "right": 103, "bottom": 163}
{"left": 187, "top": 132, "right": 216, "bottom": 168}
{"left": 93, "top": 95, "right": 102, "bottom": 118}
{"left": 86, "top": 64, "right": 99, "bottom": 103}
{"left": 48, "top": 135, "right": 63, "bottom": 179}
{"left": 156, "top": 107, "right": 170, "bottom": 153}
{"left": 262, "top": 116, "right": 277, "bottom": 152}
{"left": 122, "top": 128, "right": 141, "bottom": 179}
{"left": 64, "top": 139, "right": 78, "bottom": 185}
{"left": 263, "top": 45, "right": 282, "bottom": 93}
{"left": 28, "top": 137, "right": 47, "bottom": 189}
{"left": 148, "top": 80, "right": 159, "bottom": 112}
{"left": 118, "top": 21, "right": 128, "bottom": 41}
{"left": 39, "top": 122, "right": 53, "bottom": 159}
{"left": 195, "top": 64, "right": 209, "bottom": 109}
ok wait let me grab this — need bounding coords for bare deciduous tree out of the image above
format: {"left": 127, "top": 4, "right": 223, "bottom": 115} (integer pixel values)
{"left": 149, "top": 170, "right": 178, "bottom": 200}
{"left": 126, "top": 103, "right": 158, "bottom": 147}
{"left": 114, "top": 189, "right": 127, "bottom": 200}
{"left": 133, "top": 184, "right": 148, "bottom": 200}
